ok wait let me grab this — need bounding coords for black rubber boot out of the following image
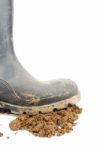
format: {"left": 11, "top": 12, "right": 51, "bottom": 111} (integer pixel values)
{"left": 0, "top": 0, "right": 80, "bottom": 114}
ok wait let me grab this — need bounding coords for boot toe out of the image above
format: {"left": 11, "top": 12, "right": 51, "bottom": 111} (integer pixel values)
{"left": 37, "top": 79, "right": 80, "bottom": 106}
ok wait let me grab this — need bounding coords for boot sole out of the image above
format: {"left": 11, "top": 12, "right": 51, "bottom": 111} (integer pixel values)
{"left": 0, "top": 92, "right": 80, "bottom": 115}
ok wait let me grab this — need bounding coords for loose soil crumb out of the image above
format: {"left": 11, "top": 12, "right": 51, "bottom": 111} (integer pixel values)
{"left": 0, "top": 132, "right": 3, "bottom": 137}
{"left": 15, "top": 132, "right": 18, "bottom": 135}
{"left": 6, "top": 136, "right": 10, "bottom": 139}
{"left": 9, "top": 105, "right": 82, "bottom": 137}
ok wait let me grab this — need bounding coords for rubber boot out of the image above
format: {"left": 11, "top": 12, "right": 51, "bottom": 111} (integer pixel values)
{"left": 0, "top": 0, "right": 80, "bottom": 114}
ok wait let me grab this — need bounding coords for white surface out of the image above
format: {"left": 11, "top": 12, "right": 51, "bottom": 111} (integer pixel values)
{"left": 0, "top": 0, "right": 100, "bottom": 149}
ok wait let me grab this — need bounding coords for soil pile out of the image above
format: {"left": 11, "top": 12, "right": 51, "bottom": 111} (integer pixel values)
{"left": 10, "top": 104, "right": 82, "bottom": 137}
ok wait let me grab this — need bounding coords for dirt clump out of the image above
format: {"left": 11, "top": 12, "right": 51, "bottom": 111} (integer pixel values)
{"left": 9, "top": 104, "right": 82, "bottom": 137}
{"left": 0, "top": 132, "right": 3, "bottom": 137}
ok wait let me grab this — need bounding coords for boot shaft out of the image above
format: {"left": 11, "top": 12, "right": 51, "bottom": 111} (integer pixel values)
{"left": 0, "top": 0, "right": 13, "bottom": 55}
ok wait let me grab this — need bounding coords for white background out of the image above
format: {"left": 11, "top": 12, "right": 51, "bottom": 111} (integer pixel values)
{"left": 0, "top": 0, "right": 100, "bottom": 149}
